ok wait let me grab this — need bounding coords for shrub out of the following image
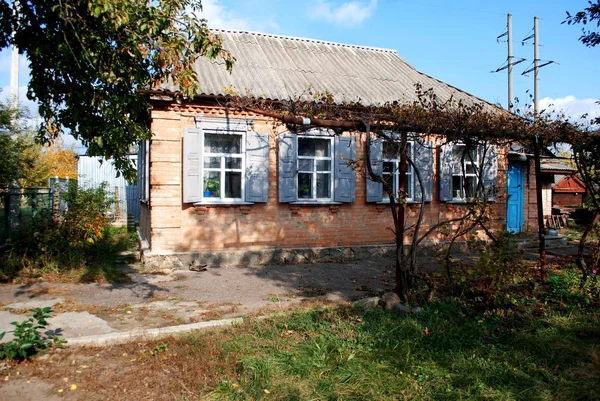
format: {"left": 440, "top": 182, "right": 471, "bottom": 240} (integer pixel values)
{"left": 60, "top": 182, "right": 114, "bottom": 247}
{"left": 0, "top": 307, "right": 63, "bottom": 360}
{"left": 1, "top": 183, "right": 115, "bottom": 274}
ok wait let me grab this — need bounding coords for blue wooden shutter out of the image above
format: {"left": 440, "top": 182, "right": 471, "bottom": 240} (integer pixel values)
{"left": 366, "top": 138, "right": 383, "bottom": 202}
{"left": 413, "top": 140, "right": 433, "bottom": 202}
{"left": 278, "top": 133, "right": 297, "bottom": 203}
{"left": 183, "top": 128, "right": 203, "bottom": 203}
{"left": 439, "top": 143, "right": 454, "bottom": 201}
{"left": 482, "top": 145, "right": 498, "bottom": 201}
{"left": 245, "top": 132, "right": 270, "bottom": 203}
{"left": 137, "top": 141, "right": 145, "bottom": 201}
{"left": 334, "top": 136, "right": 356, "bottom": 203}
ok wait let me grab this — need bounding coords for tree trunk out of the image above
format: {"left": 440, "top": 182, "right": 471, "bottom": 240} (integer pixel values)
{"left": 577, "top": 212, "right": 599, "bottom": 280}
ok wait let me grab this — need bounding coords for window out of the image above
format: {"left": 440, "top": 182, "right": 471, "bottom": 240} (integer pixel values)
{"left": 382, "top": 141, "right": 413, "bottom": 201}
{"left": 203, "top": 132, "right": 244, "bottom": 200}
{"left": 297, "top": 137, "right": 333, "bottom": 200}
{"left": 439, "top": 142, "right": 498, "bottom": 202}
{"left": 366, "top": 137, "right": 433, "bottom": 203}
{"left": 278, "top": 131, "right": 356, "bottom": 204}
{"left": 183, "top": 118, "right": 269, "bottom": 204}
{"left": 451, "top": 144, "right": 479, "bottom": 200}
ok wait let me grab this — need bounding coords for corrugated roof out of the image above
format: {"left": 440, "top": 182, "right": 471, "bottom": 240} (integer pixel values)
{"left": 540, "top": 160, "right": 577, "bottom": 172}
{"left": 160, "top": 30, "right": 497, "bottom": 108}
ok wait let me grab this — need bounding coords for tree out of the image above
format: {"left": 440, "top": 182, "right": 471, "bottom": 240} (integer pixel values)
{"left": 0, "top": 0, "right": 234, "bottom": 180}
{"left": 0, "top": 98, "right": 30, "bottom": 187}
{"left": 18, "top": 136, "right": 78, "bottom": 187}
{"left": 565, "top": 0, "right": 600, "bottom": 47}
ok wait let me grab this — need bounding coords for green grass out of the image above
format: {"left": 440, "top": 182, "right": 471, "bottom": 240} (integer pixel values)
{"left": 201, "top": 303, "right": 599, "bottom": 400}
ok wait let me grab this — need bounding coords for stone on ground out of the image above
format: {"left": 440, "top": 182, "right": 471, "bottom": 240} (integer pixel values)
{"left": 353, "top": 296, "right": 381, "bottom": 310}
{"left": 392, "top": 303, "right": 412, "bottom": 316}
{"left": 381, "top": 291, "right": 401, "bottom": 310}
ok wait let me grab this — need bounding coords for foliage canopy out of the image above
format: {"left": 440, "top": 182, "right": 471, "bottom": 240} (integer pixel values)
{"left": 0, "top": 0, "right": 234, "bottom": 180}
{"left": 565, "top": 0, "right": 600, "bottom": 47}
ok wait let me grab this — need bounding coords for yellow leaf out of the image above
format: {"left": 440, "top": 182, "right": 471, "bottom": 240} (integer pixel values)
{"left": 70, "top": 384, "right": 77, "bottom": 391}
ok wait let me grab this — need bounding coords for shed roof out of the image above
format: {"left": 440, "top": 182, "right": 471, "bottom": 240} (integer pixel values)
{"left": 160, "top": 30, "right": 497, "bottom": 108}
{"left": 540, "top": 159, "right": 577, "bottom": 173}
{"left": 553, "top": 175, "right": 586, "bottom": 193}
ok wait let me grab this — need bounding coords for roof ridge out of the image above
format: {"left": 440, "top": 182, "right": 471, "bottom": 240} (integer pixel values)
{"left": 211, "top": 29, "right": 398, "bottom": 54}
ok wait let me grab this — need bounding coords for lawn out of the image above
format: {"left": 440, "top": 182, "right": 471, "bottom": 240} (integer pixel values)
{"left": 4, "top": 300, "right": 599, "bottom": 400}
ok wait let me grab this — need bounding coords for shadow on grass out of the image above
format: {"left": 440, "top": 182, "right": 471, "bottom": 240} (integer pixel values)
{"left": 208, "top": 302, "right": 600, "bottom": 400}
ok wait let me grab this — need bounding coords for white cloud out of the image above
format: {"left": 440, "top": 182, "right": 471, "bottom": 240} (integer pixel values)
{"left": 198, "top": 0, "right": 252, "bottom": 30}
{"left": 311, "top": 0, "right": 377, "bottom": 27}
{"left": 539, "top": 96, "right": 600, "bottom": 126}
{"left": 196, "top": 0, "right": 279, "bottom": 32}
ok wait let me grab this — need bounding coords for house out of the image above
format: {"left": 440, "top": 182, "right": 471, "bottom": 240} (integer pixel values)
{"left": 138, "top": 30, "right": 532, "bottom": 267}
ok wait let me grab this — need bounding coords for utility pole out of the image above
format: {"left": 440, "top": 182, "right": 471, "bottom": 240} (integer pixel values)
{"left": 534, "top": 16, "right": 539, "bottom": 116}
{"left": 10, "top": 1, "right": 19, "bottom": 110}
{"left": 507, "top": 13, "right": 513, "bottom": 112}
{"left": 10, "top": 46, "right": 19, "bottom": 110}
{"left": 531, "top": 15, "right": 546, "bottom": 281}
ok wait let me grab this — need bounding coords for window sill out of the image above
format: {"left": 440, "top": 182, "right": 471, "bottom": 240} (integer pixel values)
{"left": 376, "top": 200, "right": 428, "bottom": 205}
{"left": 193, "top": 200, "right": 254, "bottom": 206}
{"left": 444, "top": 199, "right": 496, "bottom": 204}
{"left": 290, "top": 201, "right": 342, "bottom": 205}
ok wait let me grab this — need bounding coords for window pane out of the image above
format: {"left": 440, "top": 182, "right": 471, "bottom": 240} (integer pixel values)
{"left": 298, "top": 137, "right": 330, "bottom": 157}
{"left": 298, "top": 159, "right": 314, "bottom": 172}
{"left": 316, "top": 173, "right": 331, "bottom": 198}
{"left": 465, "top": 176, "right": 477, "bottom": 198}
{"left": 225, "top": 172, "right": 242, "bottom": 198}
{"left": 204, "top": 156, "right": 220, "bottom": 169}
{"left": 468, "top": 148, "right": 478, "bottom": 162}
{"left": 465, "top": 164, "right": 477, "bottom": 175}
{"left": 383, "top": 172, "right": 394, "bottom": 192}
{"left": 225, "top": 157, "right": 242, "bottom": 169}
{"left": 406, "top": 173, "right": 413, "bottom": 199}
{"left": 452, "top": 145, "right": 465, "bottom": 160}
{"left": 316, "top": 160, "right": 331, "bottom": 171}
{"left": 204, "top": 171, "right": 221, "bottom": 198}
{"left": 452, "top": 176, "right": 462, "bottom": 199}
{"left": 205, "top": 133, "right": 242, "bottom": 154}
{"left": 298, "top": 173, "right": 312, "bottom": 199}
{"left": 383, "top": 141, "right": 400, "bottom": 159}
{"left": 383, "top": 161, "right": 394, "bottom": 173}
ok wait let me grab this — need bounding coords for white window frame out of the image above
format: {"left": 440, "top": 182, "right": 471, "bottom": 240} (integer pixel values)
{"left": 451, "top": 143, "right": 480, "bottom": 201}
{"left": 196, "top": 117, "right": 252, "bottom": 204}
{"left": 381, "top": 140, "right": 414, "bottom": 202}
{"left": 296, "top": 135, "right": 334, "bottom": 201}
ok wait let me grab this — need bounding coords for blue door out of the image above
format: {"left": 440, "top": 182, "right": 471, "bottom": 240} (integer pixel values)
{"left": 506, "top": 161, "right": 525, "bottom": 233}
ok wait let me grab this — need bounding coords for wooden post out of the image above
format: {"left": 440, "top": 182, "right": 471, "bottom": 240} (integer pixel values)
{"left": 114, "top": 186, "right": 120, "bottom": 223}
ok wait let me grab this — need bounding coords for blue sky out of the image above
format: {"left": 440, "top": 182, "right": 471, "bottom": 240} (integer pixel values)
{"left": 1, "top": 0, "right": 598, "bottom": 141}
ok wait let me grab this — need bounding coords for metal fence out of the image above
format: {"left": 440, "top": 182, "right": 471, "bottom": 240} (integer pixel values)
{"left": 0, "top": 185, "right": 61, "bottom": 242}
{"left": 77, "top": 156, "right": 139, "bottom": 225}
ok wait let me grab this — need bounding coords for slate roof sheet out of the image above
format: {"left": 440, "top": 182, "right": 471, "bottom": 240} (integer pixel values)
{"left": 160, "top": 30, "right": 496, "bottom": 108}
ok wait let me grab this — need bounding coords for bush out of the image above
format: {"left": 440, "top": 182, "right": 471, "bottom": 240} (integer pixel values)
{"left": 60, "top": 182, "right": 114, "bottom": 247}
{"left": 1, "top": 183, "right": 115, "bottom": 275}
{"left": 546, "top": 266, "right": 600, "bottom": 306}
{"left": 0, "top": 307, "right": 63, "bottom": 360}
{"left": 446, "top": 233, "right": 528, "bottom": 308}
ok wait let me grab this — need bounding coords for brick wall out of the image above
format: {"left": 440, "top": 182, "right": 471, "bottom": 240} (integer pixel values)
{"left": 143, "top": 101, "right": 510, "bottom": 253}
{"left": 554, "top": 192, "right": 584, "bottom": 209}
